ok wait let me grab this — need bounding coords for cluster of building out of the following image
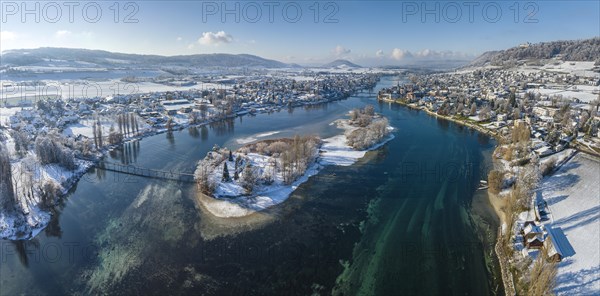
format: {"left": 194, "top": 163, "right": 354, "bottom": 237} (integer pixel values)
{"left": 515, "top": 201, "right": 565, "bottom": 262}
{"left": 2, "top": 72, "right": 379, "bottom": 139}
{"left": 378, "top": 67, "right": 600, "bottom": 155}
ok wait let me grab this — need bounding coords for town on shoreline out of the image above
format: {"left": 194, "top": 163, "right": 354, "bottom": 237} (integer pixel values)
{"left": 378, "top": 61, "right": 600, "bottom": 295}
{"left": 1, "top": 72, "right": 380, "bottom": 239}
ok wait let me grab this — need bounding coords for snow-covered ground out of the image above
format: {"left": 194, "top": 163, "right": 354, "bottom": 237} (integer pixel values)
{"left": 320, "top": 122, "right": 395, "bottom": 166}
{"left": 539, "top": 148, "right": 577, "bottom": 171}
{"left": 0, "top": 106, "right": 26, "bottom": 120}
{"left": 514, "top": 61, "right": 599, "bottom": 78}
{"left": 61, "top": 114, "right": 153, "bottom": 139}
{"left": 510, "top": 60, "right": 600, "bottom": 102}
{"left": 0, "top": 157, "right": 93, "bottom": 239}
{"left": 200, "top": 119, "right": 395, "bottom": 218}
{"left": 535, "top": 153, "right": 600, "bottom": 295}
{"left": 1, "top": 79, "right": 231, "bottom": 101}
{"left": 541, "top": 61, "right": 598, "bottom": 78}
{"left": 530, "top": 88, "right": 598, "bottom": 103}
{"left": 62, "top": 117, "right": 115, "bottom": 138}
{"left": 202, "top": 153, "right": 322, "bottom": 218}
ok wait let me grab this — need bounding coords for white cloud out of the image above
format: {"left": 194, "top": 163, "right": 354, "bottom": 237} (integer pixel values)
{"left": 198, "top": 31, "right": 233, "bottom": 45}
{"left": 375, "top": 49, "right": 384, "bottom": 57}
{"left": 413, "top": 49, "right": 470, "bottom": 59}
{"left": 0, "top": 31, "right": 17, "bottom": 41}
{"left": 176, "top": 37, "right": 183, "bottom": 42}
{"left": 391, "top": 48, "right": 411, "bottom": 60}
{"left": 415, "top": 48, "right": 431, "bottom": 57}
{"left": 54, "top": 30, "right": 72, "bottom": 38}
{"left": 332, "top": 45, "right": 351, "bottom": 57}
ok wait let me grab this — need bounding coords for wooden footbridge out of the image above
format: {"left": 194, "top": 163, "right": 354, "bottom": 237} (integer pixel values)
{"left": 97, "top": 161, "right": 196, "bottom": 183}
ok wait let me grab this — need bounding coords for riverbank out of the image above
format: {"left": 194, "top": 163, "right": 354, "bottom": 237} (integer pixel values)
{"left": 487, "top": 189, "right": 516, "bottom": 296}
{"left": 0, "top": 157, "right": 95, "bottom": 240}
{"left": 379, "top": 99, "right": 500, "bottom": 140}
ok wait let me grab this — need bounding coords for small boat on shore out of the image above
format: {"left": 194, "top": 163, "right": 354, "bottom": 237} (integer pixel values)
{"left": 477, "top": 180, "right": 489, "bottom": 190}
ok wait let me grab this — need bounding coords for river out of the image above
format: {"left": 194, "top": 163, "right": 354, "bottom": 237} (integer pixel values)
{"left": 0, "top": 76, "right": 501, "bottom": 295}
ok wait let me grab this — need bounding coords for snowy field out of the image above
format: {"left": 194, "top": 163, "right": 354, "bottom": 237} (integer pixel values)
{"left": 530, "top": 88, "right": 598, "bottom": 103}
{"left": 536, "top": 153, "right": 600, "bottom": 295}
{"left": 319, "top": 130, "right": 395, "bottom": 166}
{"left": 0, "top": 106, "right": 27, "bottom": 122}
{"left": 514, "top": 61, "right": 598, "bottom": 78}
{"left": 1, "top": 79, "right": 231, "bottom": 102}
{"left": 62, "top": 117, "right": 117, "bottom": 138}
{"left": 541, "top": 61, "right": 598, "bottom": 78}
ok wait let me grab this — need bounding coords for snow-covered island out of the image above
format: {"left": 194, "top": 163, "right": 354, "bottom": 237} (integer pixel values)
{"left": 194, "top": 105, "right": 394, "bottom": 218}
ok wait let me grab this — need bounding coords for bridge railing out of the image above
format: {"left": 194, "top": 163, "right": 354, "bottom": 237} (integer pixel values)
{"left": 98, "top": 161, "right": 195, "bottom": 183}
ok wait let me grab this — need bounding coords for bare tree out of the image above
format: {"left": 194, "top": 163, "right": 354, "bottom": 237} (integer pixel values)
{"left": 97, "top": 121, "right": 103, "bottom": 147}
{"left": 188, "top": 111, "right": 200, "bottom": 125}
{"left": 478, "top": 105, "right": 491, "bottom": 120}
{"left": 512, "top": 122, "right": 531, "bottom": 145}
{"left": 92, "top": 121, "right": 98, "bottom": 148}
{"left": 364, "top": 105, "right": 375, "bottom": 116}
{"left": 108, "top": 125, "right": 123, "bottom": 145}
{"left": 526, "top": 247, "right": 557, "bottom": 296}
{"left": 166, "top": 118, "right": 174, "bottom": 132}
{"left": 456, "top": 103, "right": 464, "bottom": 115}
{"left": 0, "top": 145, "right": 15, "bottom": 210}
{"left": 194, "top": 160, "right": 216, "bottom": 194}
{"left": 10, "top": 130, "right": 30, "bottom": 158}
{"left": 39, "top": 180, "right": 61, "bottom": 210}
{"left": 515, "top": 161, "right": 541, "bottom": 208}
{"left": 34, "top": 134, "right": 76, "bottom": 170}
{"left": 513, "top": 107, "right": 521, "bottom": 120}
{"left": 488, "top": 170, "right": 504, "bottom": 194}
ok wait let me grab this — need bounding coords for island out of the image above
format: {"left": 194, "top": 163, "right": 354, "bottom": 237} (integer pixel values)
{"left": 194, "top": 105, "right": 394, "bottom": 218}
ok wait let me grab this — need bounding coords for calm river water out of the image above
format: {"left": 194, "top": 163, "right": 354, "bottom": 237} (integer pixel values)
{"left": 0, "top": 76, "right": 501, "bottom": 295}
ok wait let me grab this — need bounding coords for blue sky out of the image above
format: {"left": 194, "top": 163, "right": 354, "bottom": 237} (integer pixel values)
{"left": 1, "top": 1, "right": 598, "bottom": 65}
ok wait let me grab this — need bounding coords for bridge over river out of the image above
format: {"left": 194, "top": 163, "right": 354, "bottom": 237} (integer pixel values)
{"left": 97, "top": 161, "right": 196, "bottom": 183}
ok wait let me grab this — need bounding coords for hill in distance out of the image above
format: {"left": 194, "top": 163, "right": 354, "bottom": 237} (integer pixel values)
{"left": 0, "top": 47, "right": 295, "bottom": 69}
{"left": 322, "top": 59, "right": 362, "bottom": 68}
{"left": 468, "top": 37, "right": 600, "bottom": 67}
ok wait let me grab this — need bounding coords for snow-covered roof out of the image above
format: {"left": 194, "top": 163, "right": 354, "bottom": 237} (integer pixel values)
{"left": 546, "top": 227, "right": 565, "bottom": 257}
{"left": 524, "top": 224, "right": 543, "bottom": 235}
